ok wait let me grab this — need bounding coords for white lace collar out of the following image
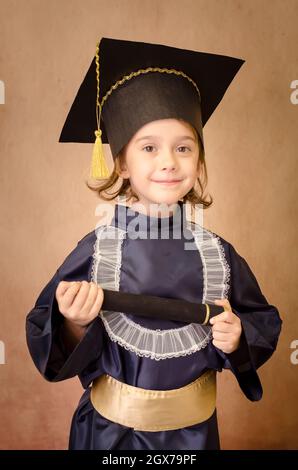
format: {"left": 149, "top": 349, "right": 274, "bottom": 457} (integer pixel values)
{"left": 91, "top": 223, "right": 230, "bottom": 361}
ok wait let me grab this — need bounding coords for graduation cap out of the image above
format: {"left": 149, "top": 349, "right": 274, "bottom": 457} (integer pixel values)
{"left": 59, "top": 37, "right": 245, "bottom": 179}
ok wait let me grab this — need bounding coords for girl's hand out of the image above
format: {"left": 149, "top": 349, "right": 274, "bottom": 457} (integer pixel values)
{"left": 55, "top": 280, "right": 104, "bottom": 327}
{"left": 210, "top": 298, "right": 242, "bottom": 354}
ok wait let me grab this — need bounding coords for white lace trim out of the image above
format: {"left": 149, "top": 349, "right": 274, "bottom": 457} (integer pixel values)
{"left": 188, "top": 222, "right": 231, "bottom": 302}
{"left": 91, "top": 224, "right": 230, "bottom": 360}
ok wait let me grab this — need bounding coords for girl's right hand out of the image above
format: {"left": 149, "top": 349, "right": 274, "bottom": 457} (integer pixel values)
{"left": 55, "top": 280, "right": 104, "bottom": 327}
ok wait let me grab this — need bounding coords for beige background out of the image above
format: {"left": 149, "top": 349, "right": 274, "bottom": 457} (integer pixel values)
{"left": 0, "top": 0, "right": 297, "bottom": 450}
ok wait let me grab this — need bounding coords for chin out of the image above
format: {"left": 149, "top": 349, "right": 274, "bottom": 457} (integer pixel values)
{"left": 150, "top": 194, "right": 182, "bottom": 205}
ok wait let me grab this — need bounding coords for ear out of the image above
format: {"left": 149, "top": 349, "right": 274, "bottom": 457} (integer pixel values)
{"left": 118, "top": 164, "right": 130, "bottom": 179}
{"left": 196, "top": 159, "right": 202, "bottom": 179}
{"left": 115, "top": 156, "right": 130, "bottom": 179}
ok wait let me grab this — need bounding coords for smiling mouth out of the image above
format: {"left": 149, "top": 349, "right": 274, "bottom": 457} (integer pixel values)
{"left": 152, "top": 179, "right": 183, "bottom": 185}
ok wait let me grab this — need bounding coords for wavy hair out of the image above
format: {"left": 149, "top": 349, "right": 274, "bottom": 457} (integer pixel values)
{"left": 86, "top": 123, "right": 213, "bottom": 209}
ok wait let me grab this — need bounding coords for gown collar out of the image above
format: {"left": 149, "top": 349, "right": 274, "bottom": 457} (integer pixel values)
{"left": 111, "top": 200, "right": 187, "bottom": 233}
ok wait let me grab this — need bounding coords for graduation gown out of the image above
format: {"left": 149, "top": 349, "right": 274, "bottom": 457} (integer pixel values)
{"left": 26, "top": 203, "right": 282, "bottom": 450}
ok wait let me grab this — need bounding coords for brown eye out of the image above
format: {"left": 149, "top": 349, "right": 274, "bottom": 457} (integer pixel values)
{"left": 143, "top": 145, "right": 155, "bottom": 152}
{"left": 177, "top": 146, "right": 190, "bottom": 153}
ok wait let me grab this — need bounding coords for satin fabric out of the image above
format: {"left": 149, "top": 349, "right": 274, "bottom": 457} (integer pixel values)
{"left": 90, "top": 370, "right": 216, "bottom": 432}
{"left": 26, "top": 203, "right": 282, "bottom": 450}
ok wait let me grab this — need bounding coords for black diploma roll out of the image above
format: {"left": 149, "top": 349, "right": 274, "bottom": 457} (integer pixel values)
{"left": 102, "top": 289, "right": 224, "bottom": 325}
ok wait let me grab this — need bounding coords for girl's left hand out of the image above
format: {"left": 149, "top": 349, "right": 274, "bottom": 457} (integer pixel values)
{"left": 210, "top": 298, "right": 242, "bottom": 354}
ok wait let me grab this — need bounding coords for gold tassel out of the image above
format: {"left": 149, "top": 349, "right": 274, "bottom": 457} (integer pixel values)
{"left": 91, "top": 129, "right": 110, "bottom": 179}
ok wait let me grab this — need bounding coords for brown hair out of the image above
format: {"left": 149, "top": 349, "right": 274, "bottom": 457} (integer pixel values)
{"left": 86, "top": 124, "right": 213, "bottom": 209}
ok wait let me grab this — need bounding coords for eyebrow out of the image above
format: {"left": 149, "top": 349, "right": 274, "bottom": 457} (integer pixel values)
{"left": 135, "top": 135, "right": 196, "bottom": 143}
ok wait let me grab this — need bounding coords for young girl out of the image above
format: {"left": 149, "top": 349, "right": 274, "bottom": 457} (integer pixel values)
{"left": 26, "top": 38, "right": 282, "bottom": 450}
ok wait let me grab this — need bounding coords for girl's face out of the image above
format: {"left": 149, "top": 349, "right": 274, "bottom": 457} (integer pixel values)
{"left": 118, "top": 119, "right": 201, "bottom": 212}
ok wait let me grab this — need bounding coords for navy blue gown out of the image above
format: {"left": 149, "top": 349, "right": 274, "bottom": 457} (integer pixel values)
{"left": 26, "top": 202, "right": 282, "bottom": 450}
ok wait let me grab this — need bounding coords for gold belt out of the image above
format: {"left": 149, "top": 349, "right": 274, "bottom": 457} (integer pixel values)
{"left": 90, "top": 370, "right": 216, "bottom": 432}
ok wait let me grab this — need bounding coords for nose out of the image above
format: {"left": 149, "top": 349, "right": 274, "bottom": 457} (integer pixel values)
{"left": 159, "top": 149, "right": 177, "bottom": 171}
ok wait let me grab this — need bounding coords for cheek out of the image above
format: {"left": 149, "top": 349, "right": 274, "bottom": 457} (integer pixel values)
{"left": 136, "top": 159, "right": 154, "bottom": 175}
{"left": 184, "top": 158, "right": 199, "bottom": 177}
{"left": 129, "top": 160, "right": 152, "bottom": 181}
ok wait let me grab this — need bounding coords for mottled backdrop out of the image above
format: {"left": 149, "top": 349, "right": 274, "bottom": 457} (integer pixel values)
{"left": 0, "top": 0, "right": 297, "bottom": 450}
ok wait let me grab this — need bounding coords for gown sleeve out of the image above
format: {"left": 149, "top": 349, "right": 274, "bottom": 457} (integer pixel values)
{"left": 215, "top": 242, "right": 282, "bottom": 401}
{"left": 25, "top": 231, "right": 104, "bottom": 383}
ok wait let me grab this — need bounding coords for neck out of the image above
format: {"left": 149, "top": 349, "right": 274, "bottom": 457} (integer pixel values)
{"left": 112, "top": 200, "right": 187, "bottom": 233}
{"left": 129, "top": 201, "right": 180, "bottom": 219}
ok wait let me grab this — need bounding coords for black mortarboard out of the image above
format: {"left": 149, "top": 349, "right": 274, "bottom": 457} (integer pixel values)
{"left": 59, "top": 37, "right": 245, "bottom": 179}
